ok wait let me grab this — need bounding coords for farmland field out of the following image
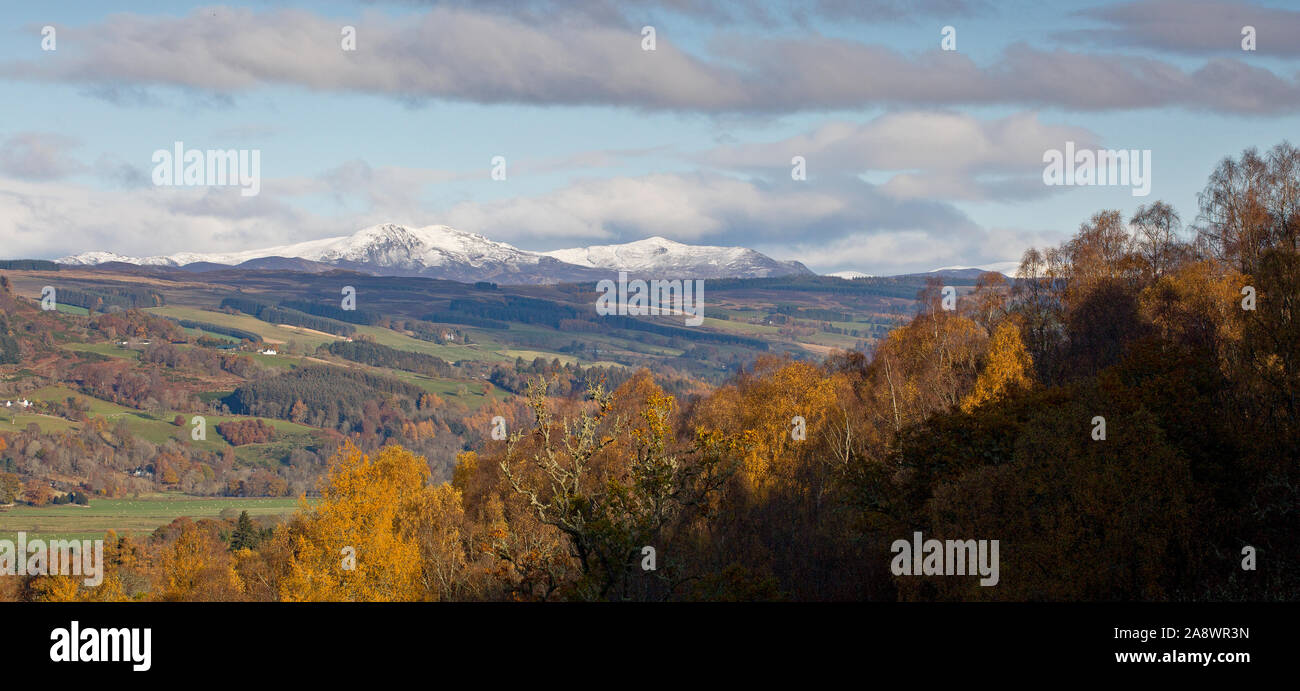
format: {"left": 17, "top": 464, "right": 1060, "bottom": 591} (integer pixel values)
{"left": 144, "top": 305, "right": 344, "bottom": 348}
{"left": 0, "top": 494, "right": 305, "bottom": 542}
{"left": 59, "top": 342, "right": 141, "bottom": 360}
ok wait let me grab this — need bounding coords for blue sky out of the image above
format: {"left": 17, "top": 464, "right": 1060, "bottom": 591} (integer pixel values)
{"left": 2, "top": 0, "right": 1299, "bottom": 274}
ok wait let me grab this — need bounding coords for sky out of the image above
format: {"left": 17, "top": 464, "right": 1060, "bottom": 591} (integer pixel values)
{"left": 1, "top": 0, "right": 1299, "bottom": 275}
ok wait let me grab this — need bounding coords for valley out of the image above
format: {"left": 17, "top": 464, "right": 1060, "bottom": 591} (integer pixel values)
{"left": 0, "top": 261, "right": 971, "bottom": 544}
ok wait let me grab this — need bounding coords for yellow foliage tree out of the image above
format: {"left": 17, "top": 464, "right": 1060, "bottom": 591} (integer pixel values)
{"left": 409, "top": 483, "right": 470, "bottom": 601}
{"left": 696, "top": 358, "right": 839, "bottom": 489}
{"left": 870, "top": 305, "right": 985, "bottom": 430}
{"left": 82, "top": 574, "right": 129, "bottom": 602}
{"left": 1139, "top": 260, "right": 1246, "bottom": 371}
{"left": 279, "top": 441, "right": 429, "bottom": 601}
{"left": 25, "top": 575, "right": 80, "bottom": 602}
{"left": 162, "top": 524, "right": 243, "bottom": 601}
{"left": 961, "top": 320, "right": 1034, "bottom": 413}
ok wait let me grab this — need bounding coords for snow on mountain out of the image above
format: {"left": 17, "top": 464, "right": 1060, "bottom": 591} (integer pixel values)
{"left": 65, "top": 224, "right": 540, "bottom": 270}
{"left": 59, "top": 251, "right": 162, "bottom": 266}
{"left": 542, "top": 236, "right": 811, "bottom": 279}
{"left": 59, "top": 225, "right": 811, "bottom": 284}
{"left": 58, "top": 227, "right": 1021, "bottom": 284}
{"left": 61, "top": 226, "right": 811, "bottom": 281}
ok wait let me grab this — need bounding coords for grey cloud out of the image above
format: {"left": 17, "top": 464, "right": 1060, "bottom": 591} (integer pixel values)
{"left": 0, "top": 133, "right": 85, "bottom": 180}
{"left": 303, "top": 159, "right": 470, "bottom": 212}
{"left": 92, "top": 154, "right": 150, "bottom": 188}
{"left": 383, "top": 0, "right": 989, "bottom": 26}
{"left": 163, "top": 186, "right": 302, "bottom": 222}
{"left": 518, "top": 146, "right": 673, "bottom": 175}
{"left": 8, "top": 8, "right": 743, "bottom": 109}
{"left": 75, "top": 85, "right": 162, "bottom": 107}
{"left": 4, "top": 7, "right": 1299, "bottom": 114}
{"left": 1061, "top": 0, "right": 1300, "bottom": 56}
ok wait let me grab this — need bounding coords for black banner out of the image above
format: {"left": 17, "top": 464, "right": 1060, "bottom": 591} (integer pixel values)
{"left": 1, "top": 602, "right": 1290, "bottom": 680}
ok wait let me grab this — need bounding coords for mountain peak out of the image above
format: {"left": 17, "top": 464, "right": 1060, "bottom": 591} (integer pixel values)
{"left": 631, "top": 236, "right": 679, "bottom": 246}
{"left": 542, "top": 237, "right": 810, "bottom": 278}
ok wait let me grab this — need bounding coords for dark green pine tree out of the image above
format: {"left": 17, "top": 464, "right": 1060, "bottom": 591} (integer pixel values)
{"left": 0, "top": 313, "right": 20, "bottom": 365}
{"left": 229, "top": 511, "right": 261, "bottom": 551}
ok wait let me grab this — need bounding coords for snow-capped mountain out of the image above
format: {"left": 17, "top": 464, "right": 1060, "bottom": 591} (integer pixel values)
{"left": 58, "top": 224, "right": 809, "bottom": 284}
{"left": 542, "top": 236, "right": 811, "bottom": 279}
{"left": 60, "top": 251, "right": 155, "bottom": 266}
{"left": 825, "top": 270, "right": 873, "bottom": 280}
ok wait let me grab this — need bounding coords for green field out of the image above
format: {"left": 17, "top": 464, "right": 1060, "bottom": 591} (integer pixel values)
{"left": 180, "top": 325, "right": 240, "bottom": 343}
{"left": 0, "top": 413, "right": 80, "bottom": 434}
{"left": 499, "top": 349, "right": 582, "bottom": 365}
{"left": 143, "top": 303, "right": 661, "bottom": 369}
{"left": 59, "top": 342, "right": 141, "bottom": 360}
{"left": 353, "top": 324, "right": 512, "bottom": 363}
{"left": 54, "top": 304, "right": 90, "bottom": 316}
{"left": 700, "top": 316, "right": 781, "bottom": 335}
{"left": 144, "top": 305, "right": 521, "bottom": 364}
{"left": 472, "top": 323, "right": 681, "bottom": 359}
{"left": 375, "top": 368, "right": 508, "bottom": 409}
{"left": 28, "top": 385, "right": 136, "bottom": 416}
{"left": 0, "top": 494, "right": 305, "bottom": 542}
{"left": 248, "top": 351, "right": 301, "bottom": 370}
{"left": 144, "top": 305, "right": 344, "bottom": 349}
{"left": 8, "top": 386, "right": 329, "bottom": 466}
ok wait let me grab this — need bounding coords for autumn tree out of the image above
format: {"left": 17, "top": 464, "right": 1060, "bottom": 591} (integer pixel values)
{"left": 867, "top": 285, "right": 984, "bottom": 429}
{"left": 1131, "top": 201, "right": 1185, "bottom": 280}
{"left": 289, "top": 399, "right": 309, "bottom": 424}
{"left": 960, "top": 320, "right": 1034, "bottom": 413}
{"left": 161, "top": 522, "right": 244, "bottom": 601}
{"left": 20, "top": 575, "right": 81, "bottom": 602}
{"left": 408, "top": 483, "right": 472, "bottom": 601}
{"left": 965, "top": 271, "right": 1009, "bottom": 334}
{"left": 0, "top": 471, "right": 20, "bottom": 504}
{"left": 1196, "top": 142, "right": 1299, "bottom": 273}
{"left": 279, "top": 441, "right": 428, "bottom": 601}
{"left": 499, "top": 374, "right": 736, "bottom": 600}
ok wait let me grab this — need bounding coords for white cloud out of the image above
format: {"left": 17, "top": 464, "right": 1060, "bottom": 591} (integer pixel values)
{"left": 706, "top": 111, "right": 1100, "bottom": 200}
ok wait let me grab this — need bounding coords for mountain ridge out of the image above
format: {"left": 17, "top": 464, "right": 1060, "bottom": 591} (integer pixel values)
{"left": 58, "top": 223, "right": 813, "bottom": 284}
